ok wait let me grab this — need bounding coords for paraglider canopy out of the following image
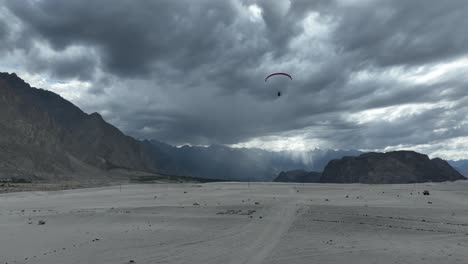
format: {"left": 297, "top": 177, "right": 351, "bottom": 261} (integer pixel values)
{"left": 265, "top": 72, "right": 292, "bottom": 82}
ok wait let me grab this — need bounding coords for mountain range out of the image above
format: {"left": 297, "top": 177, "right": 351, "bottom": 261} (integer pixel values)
{"left": 0, "top": 72, "right": 466, "bottom": 183}
{"left": 145, "top": 140, "right": 362, "bottom": 181}
{"left": 0, "top": 72, "right": 362, "bottom": 182}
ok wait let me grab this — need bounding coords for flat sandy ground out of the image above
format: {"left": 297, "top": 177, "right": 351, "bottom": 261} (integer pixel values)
{"left": 1, "top": 181, "right": 468, "bottom": 264}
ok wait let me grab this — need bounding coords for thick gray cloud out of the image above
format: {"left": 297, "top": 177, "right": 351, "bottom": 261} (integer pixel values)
{"left": 1, "top": 0, "right": 468, "bottom": 159}
{"left": 0, "top": 19, "right": 7, "bottom": 40}
{"left": 330, "top": 0, "right": 468, "bottom": 67}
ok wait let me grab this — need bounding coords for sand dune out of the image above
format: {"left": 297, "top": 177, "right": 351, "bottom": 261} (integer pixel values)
{"left": 1, "top": 181, "right": 468, "bottom": 264}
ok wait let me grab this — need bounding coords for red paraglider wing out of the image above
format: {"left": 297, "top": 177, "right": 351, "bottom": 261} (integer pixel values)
{"left": 265, "top": 72, "right": 292, "bottom": 82}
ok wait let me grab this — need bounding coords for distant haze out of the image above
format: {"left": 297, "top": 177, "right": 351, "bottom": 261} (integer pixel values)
{"left": 1, "top": 0, "right": 468, "bottom": 159}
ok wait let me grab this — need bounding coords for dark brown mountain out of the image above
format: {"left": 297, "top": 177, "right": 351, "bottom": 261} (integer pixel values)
{"left": 320, "top": 151, "right": 465, "bottom": 184}
{"left": 0, "top": 72, "right": 159, "bottom": 181}
{"left": 274, "top": 170, "right": 321, "bottom": 183}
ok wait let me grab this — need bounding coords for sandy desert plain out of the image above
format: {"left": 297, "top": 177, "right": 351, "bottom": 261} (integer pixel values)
{"left": 1, "top": 181, "right": 468, "bottom": 264}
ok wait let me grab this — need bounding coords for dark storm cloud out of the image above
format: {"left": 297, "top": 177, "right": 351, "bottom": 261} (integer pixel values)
{"left": 1, "top": 0, "right": 468, "bottom": 157}
{"left": 0, "top": 20, "right": 10, "bottom": 58}
{"left": 5, "top": 0, "right": 246, "bottom": 78}
{"left": 0, "top": 4, "right": 97, "bottom": 80}
{"left": 329, "top": 0, "right": 468, "bottom": 67}
{"left": 0, "top": 8, "right": 12, "bottom": 52}
{"left": 0, "top": 19, "right": 7, "bottom": 40}
{"left": 25, "top": 47, "right": 97, "bottom": 81}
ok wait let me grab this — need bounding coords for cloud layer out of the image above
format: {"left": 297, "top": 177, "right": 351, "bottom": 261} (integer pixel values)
{"left": 1, "top": 0, "right": 468, "bottom": 159}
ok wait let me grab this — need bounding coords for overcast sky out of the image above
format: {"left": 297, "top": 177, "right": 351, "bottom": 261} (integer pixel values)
{"left": 1, "top": 0, "right": 468, "bottom": 160}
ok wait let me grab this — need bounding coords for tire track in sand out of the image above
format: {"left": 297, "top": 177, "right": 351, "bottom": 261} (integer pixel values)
{"left": 236, "top": 201, "right": 301, "bottom": 264}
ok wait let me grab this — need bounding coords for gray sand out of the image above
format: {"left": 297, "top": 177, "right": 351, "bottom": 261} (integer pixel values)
{"left": 1, "top": 181, "right": 468, "bottom": 264}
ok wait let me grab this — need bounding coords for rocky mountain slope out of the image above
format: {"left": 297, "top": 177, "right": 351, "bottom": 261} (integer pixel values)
{"left": 0, "top": 72, "right": 158, "bottom": 181}
{"left": 320, "top": 151, "right": 464, "bottom": 184}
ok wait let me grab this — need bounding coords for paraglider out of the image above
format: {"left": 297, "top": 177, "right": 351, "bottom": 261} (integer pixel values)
{"left": 265, "top": 72, "right": 292, "bottom": 97}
